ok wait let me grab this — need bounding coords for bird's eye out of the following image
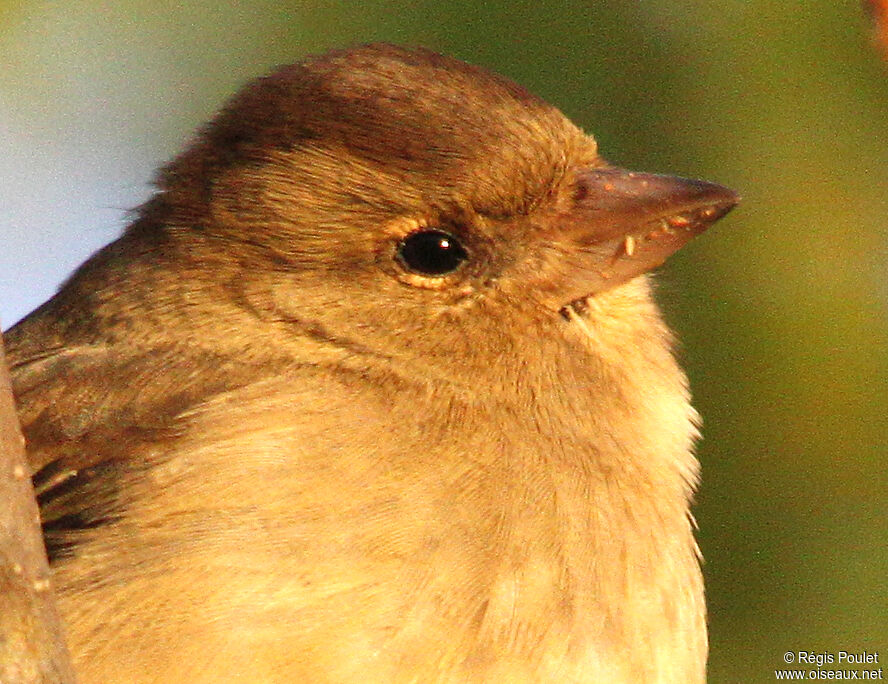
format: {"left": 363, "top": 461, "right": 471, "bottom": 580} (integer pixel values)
{"left": 397, "top": 230, "right": 468, "bottom": 276}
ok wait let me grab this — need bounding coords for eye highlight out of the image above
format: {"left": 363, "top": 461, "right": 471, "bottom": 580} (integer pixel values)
{"left": 397, "top": 229, "right": 468, "bottom": 276}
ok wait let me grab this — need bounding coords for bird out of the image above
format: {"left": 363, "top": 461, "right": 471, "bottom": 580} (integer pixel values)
{"left": 5, "top": 44, "right": 737, "bottom": 683}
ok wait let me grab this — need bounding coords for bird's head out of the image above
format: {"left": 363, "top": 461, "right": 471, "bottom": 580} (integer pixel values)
{"left": 143, "top": 44, "right": 737, "bottom": 386}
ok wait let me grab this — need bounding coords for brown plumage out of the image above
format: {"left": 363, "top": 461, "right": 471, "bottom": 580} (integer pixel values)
{"left": 6, "top": 44, "right": 737, "bottom": 683}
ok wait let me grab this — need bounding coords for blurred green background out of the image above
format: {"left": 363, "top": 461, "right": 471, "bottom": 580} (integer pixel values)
{"left": 1, "top": 1, "right": 886, "bottom": 681}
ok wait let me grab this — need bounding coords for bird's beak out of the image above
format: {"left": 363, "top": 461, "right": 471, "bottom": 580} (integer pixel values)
{"left": 547, "top": 167, "right": 739, "bottom": 309}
